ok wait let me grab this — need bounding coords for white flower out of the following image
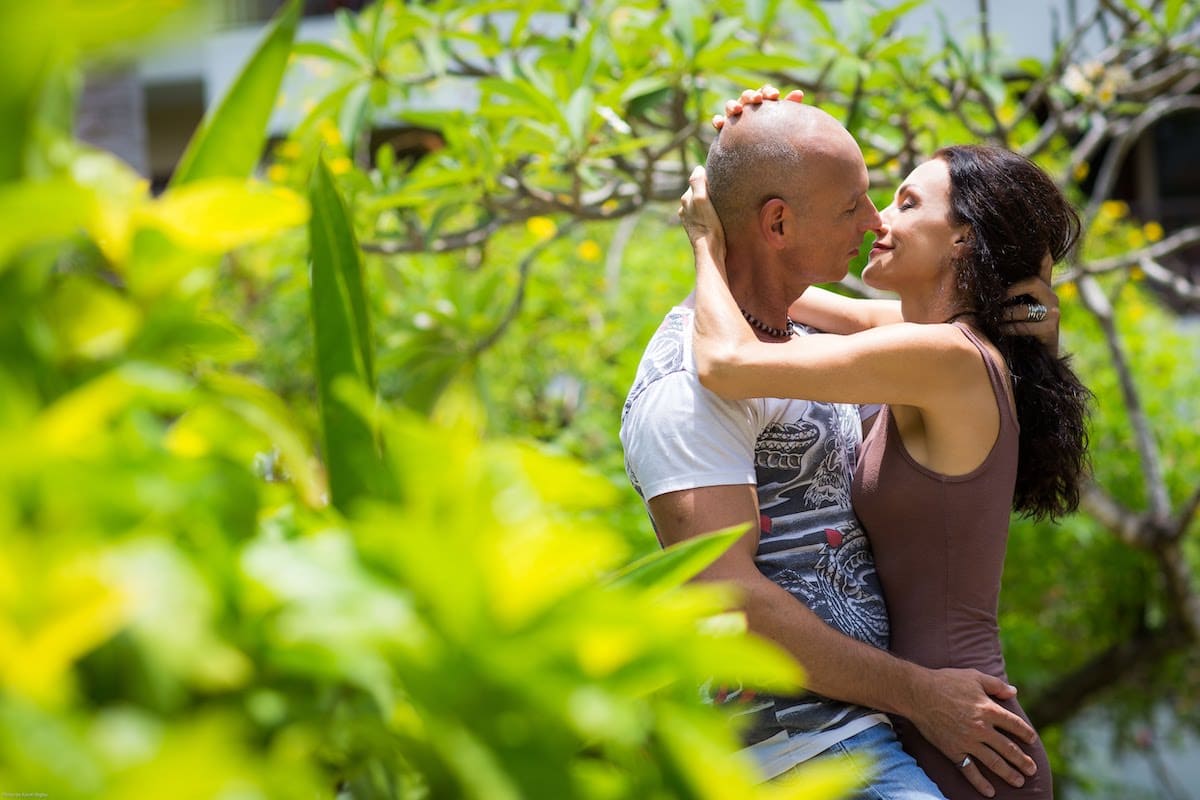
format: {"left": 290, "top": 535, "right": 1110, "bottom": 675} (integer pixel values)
{"left": 1063, "top": 64, "right": 1092, "bottom": 96}
{"left": 597, "top": 105, "right": 632, "bottom": 135}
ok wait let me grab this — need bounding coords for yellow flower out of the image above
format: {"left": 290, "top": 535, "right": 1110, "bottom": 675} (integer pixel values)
{"left": 1125, "top": 293, "right": 1146, "bottom": 322}
{"left": 1143, "top": 221, "right": 1164, "bottom": 242}
{"left": 1058, "top": 282, "right": 1078, "bottom": 301}
{"left": 1100, "top": 200, "right": 1129, "bottom": 220}
{"left": 278, "top": 140, "right": 303, "bottom": 160}
{"left": 577, "top": 240, "right": 602, "bottom": 262}
{"left": 266, "top": 163, "right": 289, "bottom": 183}
{"left": 1073, "top": 162, "right": 1089, "bottom": 182}
{"left": 329, "top": 157, "right": 353, "bottom": 176}
{"left": 527, "top": 216, "right": 557, "bottom": 241}
{"left": 601, "top": 199, "right": 620, "bottom": 215}
{"left": 166, "top": 421, "right": 210, "bottom": 458}
{"left": 317, "top": 118, "right": 342, "bottom": 147}
{"left": 1130, "top": 265, "right": 1145, "bottom": 282}
{"left": 1127, "top": 228, "right": 1145, "bottom": 249}
{"left": 306, "top": 59, "right": 333, "bottom": 79}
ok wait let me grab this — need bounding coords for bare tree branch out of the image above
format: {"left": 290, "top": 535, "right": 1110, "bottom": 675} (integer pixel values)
{"left": 1069, "top": 224, "right": 1200, "bottom": 278}
{"left": 1084, "top": 96, "right": 1200, "bottom": 228}
{"left": 1172, "top": 484, "right": 1200, "bottom": 542}
{"left": 469, "top": 220, "right": 580, "bottom": 359}
{"left": 1157, "top": 542, "right": 1200, "bottom": 640}
{"left": 1028, "top": 621, "right": 1189, "bottom": 729}
{"left": 1076, "top": 275, "right": 1172, "bottom": 521}
{"left": 1081, "top": 481, "right": 1155, "bottom": 548}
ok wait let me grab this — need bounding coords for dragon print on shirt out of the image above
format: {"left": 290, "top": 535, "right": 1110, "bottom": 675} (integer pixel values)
{"left": 621, "top": 306, "right": 890, "bottom": 749}
{"left": 753, "top": 406, "right": 889, "bottom": 652}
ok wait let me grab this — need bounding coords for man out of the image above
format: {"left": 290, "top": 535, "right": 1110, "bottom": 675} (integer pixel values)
{"left": 620, "top": 95, "right": 1040, "bottom": 799}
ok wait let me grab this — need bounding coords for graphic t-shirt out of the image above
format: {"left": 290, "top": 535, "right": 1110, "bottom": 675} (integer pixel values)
{"left": 620, "top": 305, "right": 891, "bottom": 778}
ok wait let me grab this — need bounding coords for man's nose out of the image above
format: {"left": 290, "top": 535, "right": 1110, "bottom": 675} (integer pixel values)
{"left": 863, "top": 198, "right": 884, "bottom": 234}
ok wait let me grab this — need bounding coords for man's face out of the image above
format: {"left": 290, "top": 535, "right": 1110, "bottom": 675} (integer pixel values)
{"left": 785, "top": 147, "right": 881, "bottom": 287}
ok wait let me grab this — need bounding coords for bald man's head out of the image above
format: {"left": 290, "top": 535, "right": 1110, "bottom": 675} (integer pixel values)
{"left": 705, "top": 102, "right": 863, "bottom": 238}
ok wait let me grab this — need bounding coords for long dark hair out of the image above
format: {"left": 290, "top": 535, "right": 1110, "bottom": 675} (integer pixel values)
{"left": 937, "top": 144, "right": 1091, "bottom": 520}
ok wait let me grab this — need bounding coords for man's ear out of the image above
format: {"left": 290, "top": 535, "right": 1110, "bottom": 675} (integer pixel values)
{"left": 759, "top": 198, "right": 788, "bottom": 248}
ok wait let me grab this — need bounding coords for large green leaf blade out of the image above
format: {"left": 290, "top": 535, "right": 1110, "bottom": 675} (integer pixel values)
{"left": 607, "top": 525, "right": 748, "bottom": 592}
{"left": 308, "top": 156, "right": 387, "bottom": 512}
{"left": 170, "top": 0, "right": 300, "bottom": 186}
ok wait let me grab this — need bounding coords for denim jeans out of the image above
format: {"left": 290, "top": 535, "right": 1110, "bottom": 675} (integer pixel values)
{"left": 778, "top": 722, "right": 947, "bottom": 800}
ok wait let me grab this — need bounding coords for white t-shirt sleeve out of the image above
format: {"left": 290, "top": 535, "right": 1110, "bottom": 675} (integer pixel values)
{"left": 621, "top": 370, "right": 759, "bottom": 501}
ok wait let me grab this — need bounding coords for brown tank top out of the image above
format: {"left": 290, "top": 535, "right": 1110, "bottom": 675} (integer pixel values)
{"left": 852, "top": 323, "right": 1053, "bottom": 799}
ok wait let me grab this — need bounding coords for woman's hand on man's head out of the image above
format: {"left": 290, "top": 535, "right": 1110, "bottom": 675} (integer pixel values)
{"left": 712, "top": 85, "right": 805, "bottom": 130}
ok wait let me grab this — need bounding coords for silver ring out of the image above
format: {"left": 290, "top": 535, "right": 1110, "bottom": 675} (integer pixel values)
{"left": 958, "top": 755, "right": 973, "bottom": 769}
{"left": 1026, "top": 303, "right": 1048, "bottom": 322}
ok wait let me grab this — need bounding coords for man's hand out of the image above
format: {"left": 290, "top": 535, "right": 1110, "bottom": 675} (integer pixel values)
{"left": 905, "top": 668, "right": 1038, "bottom": 798}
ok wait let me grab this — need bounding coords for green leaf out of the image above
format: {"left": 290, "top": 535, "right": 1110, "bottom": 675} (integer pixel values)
{"left": 292, "top": 40, "right": 364, "bottom": 70}
{"left": 205, "top": 372, "right": 323, "bottom": 507}
{"left": 1120, "top": 0, "right": 1160, "bottom": 32}
{"left": 170, "top": 0, "right": 300, "bottom": 186}
{"left": 607, "top": 525, "right": 748, "bottom": 591}
{"left": 144, "top": 179, "right": 309, "bottom": 253}
{"left": 337, "top": 81, "right": 371, "bottom": 150}
{"left": 308, "top": 156, "right": 390, "bottom": 511}
{"left": 744, "top": 0, "right": 784, "bottom": 35}
{"left": 666, "top": 0, "right": 699, "bottom": 57}
{"left": 797, "top": 0, "right": 837, "bottom": 37}
{"left": 1164, "top": 0, "right": 1186, "bottom": 31}
{"left": 0, "top": 178, "right": 94, "bottom": 266}
{"left": 480, "top": 75, "right": 569, "bottom": 132}
{"left": 869, "top": 0, "right": 924, "bottom": 39}
{"left": 564, "top": 87, "right": 594, "bottom": 148}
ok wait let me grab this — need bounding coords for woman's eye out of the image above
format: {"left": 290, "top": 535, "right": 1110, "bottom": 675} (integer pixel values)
{"left": 899, "top": 200, "right": 915, "bottom": 211}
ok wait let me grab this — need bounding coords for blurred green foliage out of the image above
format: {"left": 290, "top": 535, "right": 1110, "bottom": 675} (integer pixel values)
{"left": 4, "top": 0, "right": 1200, "bottom": 797}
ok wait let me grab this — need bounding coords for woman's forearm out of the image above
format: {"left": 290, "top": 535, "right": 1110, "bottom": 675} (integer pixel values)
{"left": 691, "top": 236, "right": 754, "bottom": 391}
{"left": 789, "top": 286, "right": 901, "bottom": 333}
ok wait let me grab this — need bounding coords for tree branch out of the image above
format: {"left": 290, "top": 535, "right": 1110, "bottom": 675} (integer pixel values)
{"left": 1083, "top": 96, "right": 1200, "bottom": 228}
{"left": 469, "top": 220, "right": 579, "bottom": 359}
{"left": 1172, "top": 484, "right": 1200, "bottom": 542}
{"left": 1026, "top": 621, "right": 1189, "bottom": 729}
{"left": 1080, "top": 481, "right": 1155, "bottom": 548}
{"left": 1076, "top": 275, "right": 1172, "bottom": 521}
{"left": 1068, "top": 224, "right": 1200, "bottom": 278}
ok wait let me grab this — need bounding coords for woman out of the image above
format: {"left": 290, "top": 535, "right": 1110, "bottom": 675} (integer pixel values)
{"left": 681, "top": 140, "right": 1090, "bottom": 799}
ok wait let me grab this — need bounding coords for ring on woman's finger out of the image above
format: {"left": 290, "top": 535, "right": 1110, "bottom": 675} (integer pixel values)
{"left": 957, "top": 755, "right": 973, "bottom": 769}
{"left": 1026, "top": 303, "right": 1048, "bottom": 322}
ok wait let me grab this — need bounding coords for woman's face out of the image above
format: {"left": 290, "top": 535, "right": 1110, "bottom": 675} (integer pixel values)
{"left": 863, "top": 158, "right": 967, "bottom": 293}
